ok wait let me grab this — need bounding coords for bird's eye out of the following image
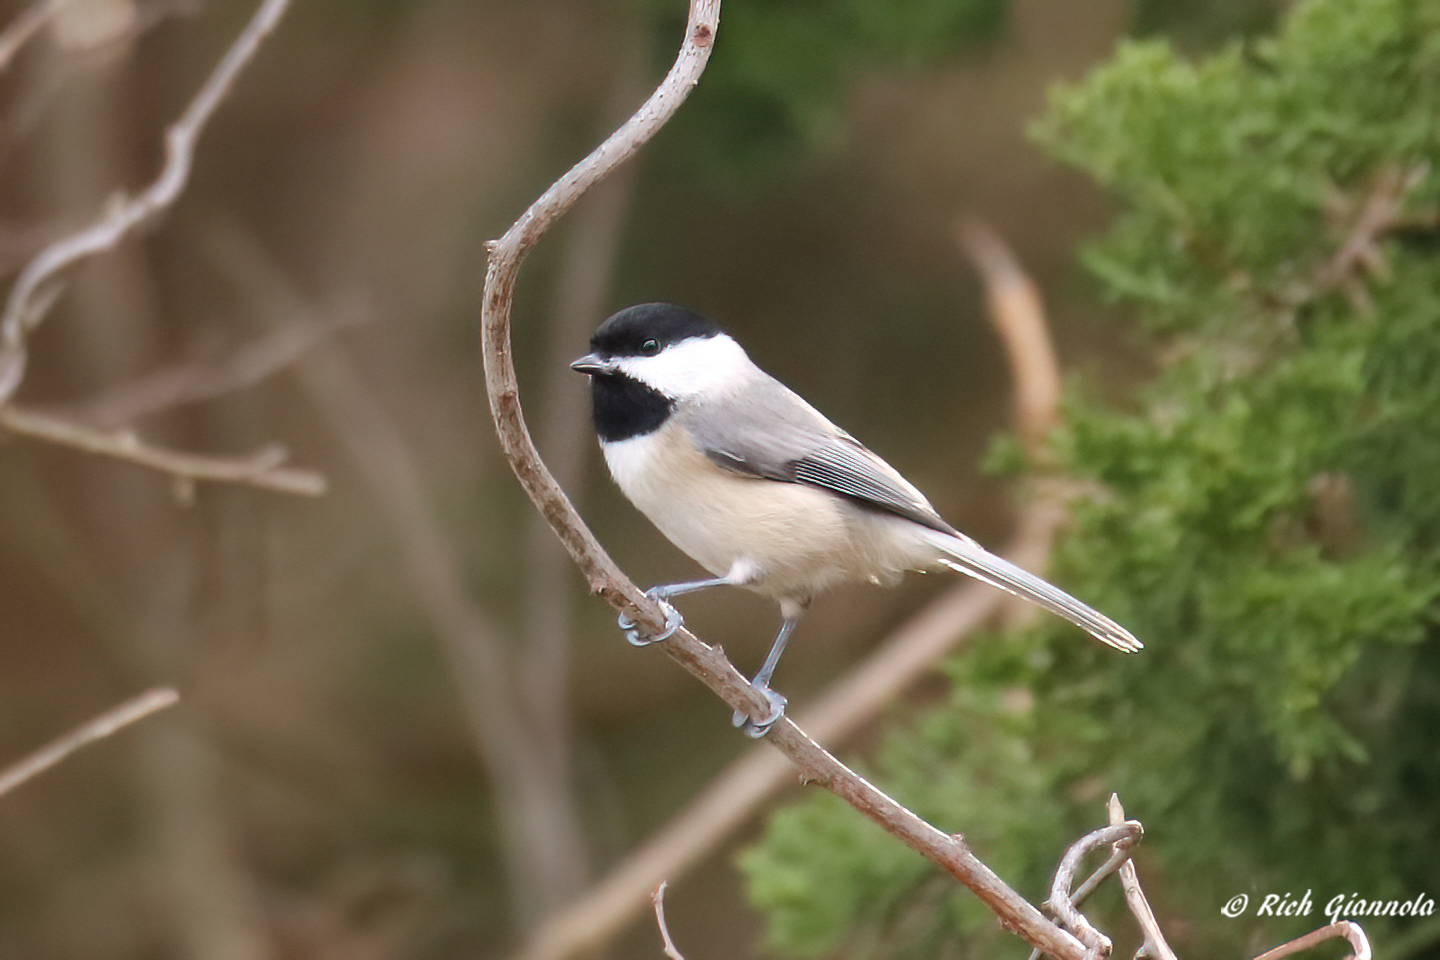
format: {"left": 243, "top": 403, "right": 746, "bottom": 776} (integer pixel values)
{"left": 639, "top": 338, "right": 661, "bottom": 356}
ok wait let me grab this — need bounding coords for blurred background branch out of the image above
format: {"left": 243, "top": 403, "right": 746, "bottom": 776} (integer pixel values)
{"left": 207, "top": 221, "right": 588, "bottom": 932}
{"left": 0, "top": 0, "right": 290, "bottom": 395}
{"left": 0, "top": 686, "right": 177, "bottom": 798}
{"left": 0, "top": 403, "right": 324, "bottom": 494}
{"left": 0, "top": 0, "right": 316, "bottom": 499}
{"left": 0, "top": 0, "right": 55, "bottom": 72}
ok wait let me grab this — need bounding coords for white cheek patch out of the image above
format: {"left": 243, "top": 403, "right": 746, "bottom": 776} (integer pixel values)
{"left": 617, "top": 335, "right": 753, "bottom": 398}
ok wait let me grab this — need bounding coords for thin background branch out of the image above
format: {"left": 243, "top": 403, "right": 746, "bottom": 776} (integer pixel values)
{"left": 0, "top": 686, "right": 179, "bottom": 798}
{"left": 479, "top": 2, "right": 1091, "bottom": 957}
{"left": 958, "top": 217, "right": 1061, "bottom": 464}
{"left": 203, "top": 222, "right": 570, "bottom": 932}
{"left": 0, "top": 404, "right": 325, "bottom": 496}
{"left": 57, "top": 308, "right": 371, "bottom": 428}
{"left": 513, "top": 41, "right": 652, "bottom": 920}
{"left": 0, "top": 0, "right": 292, "bottom": 394}
{"left": 0, "top": 0, "right": 325, "bottom": 499}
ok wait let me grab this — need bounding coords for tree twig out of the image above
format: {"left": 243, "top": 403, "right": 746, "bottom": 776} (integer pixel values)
{"left": 0, "top": 687, "right": 179, "bottom": 798}
{"left": 479, "top": 2, "right": 1093, "bottom": 958}
{"left": 1254, "top": 922, "right": 1372, "bottom": 960}
{"left": 1063, "top": 842, "right": 1134, "bottom": 916}
{"left": 1321, "top": 164, "right": 1425, "bottom": 282}
{"left": 0, "top": 0, "right": 293, "bottom": 403}
{"left": 651, "top": 882, "right": 686, "bottom": 960}
{"left": 1047, "top": 821, "right": 1141, "bottom": 956}
{"left": 0, "top": 403, "right": 326, "bottom": 496}
{"left": 1109, "top": 794, "right": 1176, "bottom": 960}
{"left": 1028, "top": 813, "right": 1136, "bottom": 960}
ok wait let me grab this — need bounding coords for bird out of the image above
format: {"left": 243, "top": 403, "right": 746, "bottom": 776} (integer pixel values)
{"left": 571, "top": 303, "right": 1140, "bottom": 736}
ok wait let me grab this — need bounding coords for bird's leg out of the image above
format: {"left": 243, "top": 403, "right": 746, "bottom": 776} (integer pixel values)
{"left": 733, "top": 606, "right": 804, "bottom": 738}
{"left": 616, "top": 578, "right": 719, "bottom": 646}
{"left": 617, "top": 561, "right": 761, "bottom": 646}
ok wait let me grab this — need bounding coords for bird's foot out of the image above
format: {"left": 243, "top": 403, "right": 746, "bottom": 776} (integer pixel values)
{"left": 617, "top": 591, "right": 683, "bottom": 646}
{"left": 732, "top": 683, "right": 788, "bottom": 738}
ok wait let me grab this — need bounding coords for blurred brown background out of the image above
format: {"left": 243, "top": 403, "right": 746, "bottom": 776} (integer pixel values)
{"left": 0, "top": 1, "right": 1262, "bottom": 957}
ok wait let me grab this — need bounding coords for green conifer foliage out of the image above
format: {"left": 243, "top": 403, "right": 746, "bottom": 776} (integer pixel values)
{"left": 742, "top": 1, "right": 1440, "bottom": 956}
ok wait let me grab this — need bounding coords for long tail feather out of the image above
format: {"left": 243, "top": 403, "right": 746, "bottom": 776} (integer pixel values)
{"left": 923, "top": 529, "right": 1142, "bottom": 653}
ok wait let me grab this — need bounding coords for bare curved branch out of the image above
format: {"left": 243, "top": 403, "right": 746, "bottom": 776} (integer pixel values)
{"left": 0, "top": 0, "right": 293, "bottom": 403}
{"left": 1047, "top": 821, "right": 1142, "bottom": 955}
{"left": 478, "top": 4, "right": 1093, "bottom": 960}
{"left": 1255, "top": 922, "right": 1372, "bottom": 960}
{"left": 481, "top": 1, "right": 719, "bottom": 634}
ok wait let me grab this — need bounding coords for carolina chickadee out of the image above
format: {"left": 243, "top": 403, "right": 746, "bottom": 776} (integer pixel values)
{"left": 572, "top": 303, "right": 1140, "bottom": 736}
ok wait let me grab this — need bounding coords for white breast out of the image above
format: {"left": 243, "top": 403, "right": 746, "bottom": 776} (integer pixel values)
{"left": 601, "top": 422, "right": 939, "bottom": 602}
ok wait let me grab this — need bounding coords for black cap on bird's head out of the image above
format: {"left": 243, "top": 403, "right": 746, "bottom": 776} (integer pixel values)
{"left": 571, "top": 303, "right": 721, "bottom": 374}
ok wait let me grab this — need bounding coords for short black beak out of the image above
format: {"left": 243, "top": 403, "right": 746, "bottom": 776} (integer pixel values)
{"left": 570, "top": 353, "right": 615, "bottom": 376}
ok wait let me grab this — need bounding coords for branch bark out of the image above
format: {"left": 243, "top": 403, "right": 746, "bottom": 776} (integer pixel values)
{"left": 479, "top": 3, "right": 1090, "bottom": 959}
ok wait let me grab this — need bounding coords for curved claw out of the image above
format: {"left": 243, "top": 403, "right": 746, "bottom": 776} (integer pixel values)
{"left": 617, "top": 595, "right": 683, "bottom": 646}
{"left": 733, "top": 685, "right": 788, "bottom": 738}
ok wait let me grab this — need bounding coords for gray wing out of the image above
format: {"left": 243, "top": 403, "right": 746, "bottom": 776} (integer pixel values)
{"left": 685, "top": 382, "right": 955, "bottom": 535}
